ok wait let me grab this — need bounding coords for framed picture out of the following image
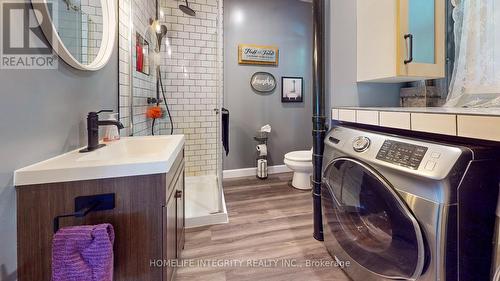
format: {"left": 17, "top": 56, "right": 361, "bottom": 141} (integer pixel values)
{"left": 281, "top": 77, "right": 303, "bottom": 103}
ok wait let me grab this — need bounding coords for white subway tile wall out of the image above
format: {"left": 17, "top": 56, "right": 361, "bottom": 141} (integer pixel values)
{"left": 119, "top": 0, "right": 223, "bottom": 176}
{"left": 119, "top": 0, "right": 159, "bottom": 137}
{"left": 58, "top": 0, "right": 102, "bottom": 64}
{"left": 80, "top": 0, "right": 102, "bottom": 64}
{"left": 158, "top": 0, "right": 223, "bottom": 176}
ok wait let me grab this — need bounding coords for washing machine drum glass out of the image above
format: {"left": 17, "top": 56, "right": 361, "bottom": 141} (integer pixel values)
{"left": 323, "top": 158, "right": 425, "bottom": 279}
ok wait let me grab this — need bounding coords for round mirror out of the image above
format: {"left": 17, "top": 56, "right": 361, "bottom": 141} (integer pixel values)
{"left": 31, "top": 0, "right": 116, "bottom": 71}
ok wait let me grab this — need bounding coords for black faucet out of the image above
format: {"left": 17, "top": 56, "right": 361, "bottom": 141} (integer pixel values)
{"left": 80, "top": 110, "right": 125, "bottom": 153}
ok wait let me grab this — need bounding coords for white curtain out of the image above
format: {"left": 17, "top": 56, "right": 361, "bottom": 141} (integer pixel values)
{"left": 445, "top": 0, "right": 500, "bottom": 107}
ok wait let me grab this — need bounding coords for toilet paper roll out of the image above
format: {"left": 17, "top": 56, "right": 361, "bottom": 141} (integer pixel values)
{"left": 256, "top": 144, "right": 268, "bottom": 156}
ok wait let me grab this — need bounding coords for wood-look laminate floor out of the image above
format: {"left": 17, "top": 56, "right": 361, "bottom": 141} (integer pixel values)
{"left": 176, "top": 173, "right": 350, "bottom": 281}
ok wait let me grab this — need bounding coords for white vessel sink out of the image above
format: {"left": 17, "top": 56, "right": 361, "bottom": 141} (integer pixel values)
{"left": 14, "top": 135, "right": 185, "bottom": 186}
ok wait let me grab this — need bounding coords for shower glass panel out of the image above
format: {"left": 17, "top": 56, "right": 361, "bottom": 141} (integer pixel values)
{"left": 117, "top": 0, "right": 225, "bottom": 225}
{"left": 408, "top": 0, "right": 435, "bottom": 64}
{"left": 157, "top": 0, "right": 224, "bottom": 218}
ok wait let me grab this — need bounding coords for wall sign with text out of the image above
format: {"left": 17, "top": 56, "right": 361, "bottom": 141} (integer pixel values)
{"left": 251, "top": 72, "right": 276, "bottom": 93}
{"left": 238, "top": 44, "right": 279, "bottom": 65}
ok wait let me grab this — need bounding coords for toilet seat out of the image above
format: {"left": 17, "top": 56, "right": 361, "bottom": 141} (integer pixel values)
{"left": 285, "top": 151, "right": 312, "bottom": 162}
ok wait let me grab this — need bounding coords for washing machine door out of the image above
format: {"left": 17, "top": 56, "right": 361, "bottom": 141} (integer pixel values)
{"left": 323, "top": 157, "right": 425, "bottom": 280}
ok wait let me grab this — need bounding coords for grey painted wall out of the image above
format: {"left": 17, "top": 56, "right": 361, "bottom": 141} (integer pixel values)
{"left": 327, "top": 0, "right": 401, "bottom": 108}
{"left": 224, "top": 0, "right": 314, "bottom": 170}
{"left": 0, "top": 40, "right": 118, "bottom": 280}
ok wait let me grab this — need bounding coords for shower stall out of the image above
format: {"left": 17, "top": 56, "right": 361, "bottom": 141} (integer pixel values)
{"left": 118, "top": 0, "right": 227, "bottom": 227}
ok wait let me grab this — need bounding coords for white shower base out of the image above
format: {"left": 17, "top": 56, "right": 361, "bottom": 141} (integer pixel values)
{"left": 185, "top": 175, "right": 228, "bottom": 228}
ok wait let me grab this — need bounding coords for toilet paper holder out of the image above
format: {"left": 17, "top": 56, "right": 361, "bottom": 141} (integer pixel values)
{"left": 254, "top": 131, "right": 269, "bottom": 142}
{"left": 254, "top": 131, "right": 269, "bottom": 180}
{"left": 254, "top": 131, "right": 268, "bottom": 156}
{"left": 256, "top": 144, "right": 268, "bottom": 156}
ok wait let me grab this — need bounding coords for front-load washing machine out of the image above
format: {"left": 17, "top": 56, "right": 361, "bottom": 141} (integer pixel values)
{"left": 321, "top": 125, "right": 500, "bottom": 281}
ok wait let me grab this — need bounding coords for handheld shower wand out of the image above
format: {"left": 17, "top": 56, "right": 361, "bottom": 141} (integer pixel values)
{"left": 156, "top": 24, "right": 168, "bottom": 51}
{"left": 148, "top": 20, "right": 174, "bottom": 135}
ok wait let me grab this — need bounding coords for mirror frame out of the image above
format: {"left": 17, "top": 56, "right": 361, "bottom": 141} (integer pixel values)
{"left": 31, "top": 0, "right": 116, "bottom": 71}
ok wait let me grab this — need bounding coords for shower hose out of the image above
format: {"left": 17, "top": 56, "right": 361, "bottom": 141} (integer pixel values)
{"left": 152, "top": 68, "right": 174, "bottom": 136}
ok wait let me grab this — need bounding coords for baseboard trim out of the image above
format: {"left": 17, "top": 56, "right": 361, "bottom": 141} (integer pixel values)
{"left": 223, "top": 165, "right": 292, "bottom": 179}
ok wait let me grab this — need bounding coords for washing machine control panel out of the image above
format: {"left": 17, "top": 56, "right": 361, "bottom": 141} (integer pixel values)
{"left": 376, "top": 140, "right": 428, "bottom": 170}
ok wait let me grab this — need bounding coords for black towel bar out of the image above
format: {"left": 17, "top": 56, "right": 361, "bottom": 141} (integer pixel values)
{"left": 53, "top": 193, "right": 115, "bottom": 233}
{"left": 221, "top": 108, "right": 230, "bottom": 156}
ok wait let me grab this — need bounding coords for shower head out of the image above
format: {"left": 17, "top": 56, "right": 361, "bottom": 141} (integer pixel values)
{"left": 179, "top": 0, "right": 196, "bottom": 17}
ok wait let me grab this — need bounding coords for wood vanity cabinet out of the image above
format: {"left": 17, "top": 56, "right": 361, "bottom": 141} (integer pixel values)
{"left": 16, "top": 151, "right": 185, "bottom": 281}
{"left": 175, "top": 171, "right": 185, "bottom": 257}
{"left": 357, "top": 0, "right": 445, "bottom": 82}
{"left": 163, "top": 157, "right": 185, "bottom": 281}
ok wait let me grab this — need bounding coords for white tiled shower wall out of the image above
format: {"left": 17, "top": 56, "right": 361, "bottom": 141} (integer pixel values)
{"left": 119, "top": 0, "right": 223, "bottom": 176}
{"left": 58, "top": 0, "right": 102, "bottom": 64}
{"left": 80, "top": 0, "right": 102, "bottom": 64}
{"left": 118, "top": 0, "right": 159, "bottom": 136}
{"left": 158, "top": 0, "right": 223, "bottom": 176}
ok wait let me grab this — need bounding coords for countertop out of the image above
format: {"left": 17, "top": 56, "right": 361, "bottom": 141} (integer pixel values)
{"left": 332, "top": 107, "right": 500, "bottom": 142}
{"left": 335, "top": 106, "right": 500, "bottom": 116}
{"left": 14, "top": 135, "right": 185, "bottom": 186}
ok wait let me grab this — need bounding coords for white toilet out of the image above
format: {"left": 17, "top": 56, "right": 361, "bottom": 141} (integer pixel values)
{"left": 284, "top": 150, "right": 313, "bottom": 190}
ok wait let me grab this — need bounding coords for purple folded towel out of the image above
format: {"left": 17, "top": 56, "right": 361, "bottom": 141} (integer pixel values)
{"left": 52, "top": 223, "right": 115, "bottom": 281}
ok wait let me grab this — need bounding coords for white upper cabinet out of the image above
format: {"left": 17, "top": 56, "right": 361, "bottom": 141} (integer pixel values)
{"left": 357, "top": 0, "right": 445, "bottom": 83}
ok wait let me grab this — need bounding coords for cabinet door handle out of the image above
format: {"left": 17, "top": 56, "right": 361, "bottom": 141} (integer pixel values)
{"left": 175, "top": 190, "right": 182, "bottom": 198}
{"left": 404, "top": 34, "right": 414, "bottom": 64}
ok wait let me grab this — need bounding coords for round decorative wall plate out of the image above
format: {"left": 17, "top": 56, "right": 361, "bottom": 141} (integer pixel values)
{"left": 251, "top": 72, "right": 277, "bottom": 93}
